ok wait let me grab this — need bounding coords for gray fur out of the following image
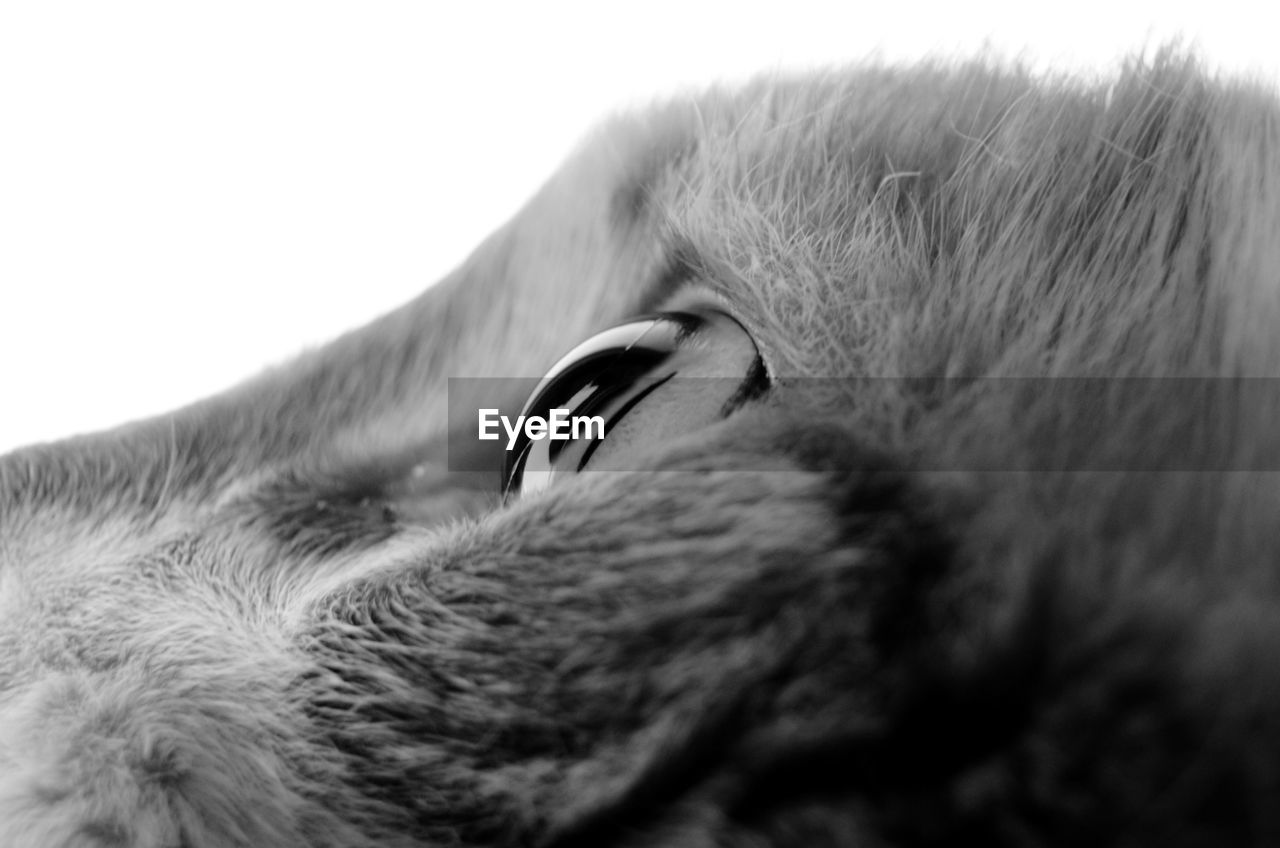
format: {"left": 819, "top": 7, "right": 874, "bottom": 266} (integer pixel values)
{"left": 3, "top": 52, "right": 1279, "bottom": 846}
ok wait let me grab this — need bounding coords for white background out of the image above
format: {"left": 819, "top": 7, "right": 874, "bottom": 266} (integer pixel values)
{"left": 2, "top": 1, "right": 1276, "bottom": 453}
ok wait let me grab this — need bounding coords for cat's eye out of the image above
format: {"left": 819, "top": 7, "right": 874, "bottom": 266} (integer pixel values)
{"left": 502, "top": 309, "right": 766, "bottom": 499}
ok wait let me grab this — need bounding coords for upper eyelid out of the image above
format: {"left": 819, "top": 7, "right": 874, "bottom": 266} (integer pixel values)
{"left": 658, "top": 287, "right": 776, "bottom": 381}
{"left": 659, "top": 281, "right": 733, "bottom": 316}
{"left": 658, "top": 284, "right": 756, "bottom": 349}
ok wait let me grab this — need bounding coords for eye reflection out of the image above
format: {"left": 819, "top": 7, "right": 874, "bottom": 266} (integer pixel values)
{"left": 501, "top": 309, "right": 766, "bottom": 499}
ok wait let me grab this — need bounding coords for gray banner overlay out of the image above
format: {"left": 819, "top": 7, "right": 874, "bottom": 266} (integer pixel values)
{"left": 447, "top": 377, "right": 1280, "bottom": 472}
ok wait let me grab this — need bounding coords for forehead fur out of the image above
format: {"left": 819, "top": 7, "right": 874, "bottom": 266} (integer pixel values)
{"left": 659, "top": 54, "right": 1279, "bottom": 382}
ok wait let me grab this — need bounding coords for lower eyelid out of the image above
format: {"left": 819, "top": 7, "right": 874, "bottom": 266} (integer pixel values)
{"left": 718, "top": 355, "right": 770, "bottom": 418}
